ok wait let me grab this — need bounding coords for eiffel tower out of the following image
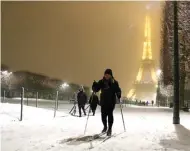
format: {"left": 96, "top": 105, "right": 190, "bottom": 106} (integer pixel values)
{"left": 127, "top": 15, "right": 158, "bottom": 101}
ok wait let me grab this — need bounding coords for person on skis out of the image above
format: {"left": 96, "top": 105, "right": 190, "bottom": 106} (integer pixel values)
{"left": 151, "top": 100, "right": 154, "bottom": 106}
{"left": 89, "top": 93, "right": 99, "bottom": 116}
{"left": 92, "top": 69, "right": 121, "bottom": 136}
{"left": 77, "top": 86, "right": 87, "bottom": 117}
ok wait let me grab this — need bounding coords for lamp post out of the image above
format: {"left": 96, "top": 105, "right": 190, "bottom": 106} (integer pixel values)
{"left": 173, "top": 1, "right": 180, "bottom": 124}
{"left": 60, "top": 82, "right": 69, "bottom": 102}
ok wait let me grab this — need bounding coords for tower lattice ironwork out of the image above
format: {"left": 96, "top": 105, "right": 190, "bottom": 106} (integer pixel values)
{"left": 127, "top": 15, "right": 157, "bottom": 101}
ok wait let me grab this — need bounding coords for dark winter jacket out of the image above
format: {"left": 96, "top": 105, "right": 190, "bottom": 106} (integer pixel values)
{"left": 77, "top": 91, "right": 87, "bottom": 106}
{"left": 92, "top": 77, "right": 121, "bottom": 107}
{"left": 89, "top": 94, "right": 99, "bottom": 109}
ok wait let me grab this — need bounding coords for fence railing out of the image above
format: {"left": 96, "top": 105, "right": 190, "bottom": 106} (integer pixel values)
{"left": 1, "top": 87, "right": 73, "bottom": 121}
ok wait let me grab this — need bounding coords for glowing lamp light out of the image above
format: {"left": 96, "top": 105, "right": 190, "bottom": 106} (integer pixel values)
{"left": 2, "top": 71, "right": 8, "bottom": 75}
{"left": 1, "top": 70, "right": 12, "bottom": 76}
{"left": 61, "top": 82, "right": 69, "bottom": 89}
{"left": 156, "top": 69, "right": 162, "bottom": 77}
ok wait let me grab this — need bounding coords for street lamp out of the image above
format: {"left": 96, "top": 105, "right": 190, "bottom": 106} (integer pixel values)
{"left": 156, "top": 69, "right": 162, "bottom": 77}
{"left": 1, "top": 70, "right": 12, "bottom": 76}
{"left": 61, "top": 82, "right": 69, "bottom": 89}
{"left": 173, "top": 1, "right": 180, "bottom": 124}
{"left": 2, "top": 71, "right": 8, "bottom": 75}
{"left": 60, "top": 82, "right": 70, "bottom": 101}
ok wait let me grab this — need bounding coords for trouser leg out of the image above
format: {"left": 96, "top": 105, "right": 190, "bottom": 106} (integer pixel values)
{"left": 93, "top": 105, "right": 97, "bottom": 115}
{"left": 82, "top": 105, "right": 86, "bottom": 115}
{"left": 108, "top": 109, "right": 114, "bottom": 130}
{"left": 92, "top": 110, "right": 95, "bottom": 115}
{"left": 101, "top": 107, "right": 108, "bottom": 128}
{"left": 108, "top": 105, "right": 115, "bottom": 130}
{"left": 78, "top": 105, "right": 82, "bottom": 117}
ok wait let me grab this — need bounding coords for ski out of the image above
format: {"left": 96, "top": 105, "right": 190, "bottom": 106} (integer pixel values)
{"left": 88, "top": 133, "right": 117, "bottom": 150}
{"left": 88, "top": 132, "right": 108, "bottom": 149}
{"left": 100, "top": 133, "right": 116, "bottom": 143}
{"left": 89, "top": 132, "right": 106, "bottom": 141}
{"left": 61, "top": 132, "right": 107, "bottom": 146}
{"left": 89, "top": 132, "right": 125, "bottom": 149}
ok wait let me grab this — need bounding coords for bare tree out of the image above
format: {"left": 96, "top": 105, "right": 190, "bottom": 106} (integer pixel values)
{"left": 160, "top": 1, "right": 190, "bottom": 108}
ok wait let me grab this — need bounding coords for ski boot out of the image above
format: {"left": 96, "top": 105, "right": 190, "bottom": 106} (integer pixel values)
{"left": 101, "top": 127, "right": 107, "bottom": 133}
{"left": 107, "top": 129, "right": 112, "bottom": 136}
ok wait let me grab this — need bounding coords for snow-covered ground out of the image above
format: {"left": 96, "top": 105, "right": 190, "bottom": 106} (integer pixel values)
{"left": 1, "top": 97, "right": 72, "bottom": 111}
{"left": 1, "top": 103, "right": 190, "bottom": 151}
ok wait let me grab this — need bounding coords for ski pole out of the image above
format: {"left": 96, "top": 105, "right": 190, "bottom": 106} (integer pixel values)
{"left": 84, "top": 92, "right": 94, "bottom": 135}
{"left": 120, "top": 101, "right": 126, "bottom": 131}
{"left": 69, "top": 104, "right": 75, "bottom": 114}
{"left": 73, "top": 105, "right": 76, "bottom": 115}
{"left": 85, "top": 104, "right": 90, "bottom": 110}
{"left": 69, "top": 101, "right": 77, "bottom": 114}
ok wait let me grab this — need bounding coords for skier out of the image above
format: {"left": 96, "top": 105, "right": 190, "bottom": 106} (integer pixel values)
{"left": 77, "top": 86, "right": 87, "bottom": 117}
{"left": 151, "top": 100, "right": 154, "bottom": 106}
{"left": 135, "top": 99, "right": 138, "bottom": 105}
{"left": 69, "top": 91, "right": 78, "bottom": 115}
{"left": 92, "top": 69, "right": 121, "bottom": 136}
{"left": 89, "top": 93, "right": 99, "bottom": 116}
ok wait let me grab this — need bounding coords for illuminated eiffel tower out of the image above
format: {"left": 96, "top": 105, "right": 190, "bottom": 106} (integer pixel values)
{"left": 127, "top": 15, "right": 157, "bottom": 101}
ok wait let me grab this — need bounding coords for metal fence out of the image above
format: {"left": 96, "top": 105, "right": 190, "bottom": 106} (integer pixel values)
{"left": 1, "top": 87, "right": 75, "bottom": 121}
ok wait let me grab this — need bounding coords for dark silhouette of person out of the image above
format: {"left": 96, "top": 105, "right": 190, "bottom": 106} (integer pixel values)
{"left": 77, "top": 86, "right": 87, "bottom": 117}
{"left": 89, "top": 93, "right": 99, "bottom": 116}
{"left": 92, "top": 69, "right": 121, "bottom": 136}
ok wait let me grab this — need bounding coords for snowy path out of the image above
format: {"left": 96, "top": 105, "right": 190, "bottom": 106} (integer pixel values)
{"left": 0, "top": 103, "right": 190, "bottom": 151}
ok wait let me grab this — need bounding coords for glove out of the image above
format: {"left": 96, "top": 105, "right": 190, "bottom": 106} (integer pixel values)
{"left": 92, "top": 81, "right": 97, "bottom": 87}
{"left": 108, "top": 78, "right": 114, "bottom": 86}
{"left": 92, "top": 81, "right": 98, "bottom": 92}
{"left": 116, "top": 92, "right": 121, "bottom": 99}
